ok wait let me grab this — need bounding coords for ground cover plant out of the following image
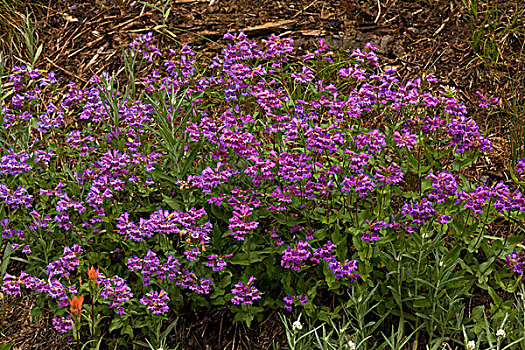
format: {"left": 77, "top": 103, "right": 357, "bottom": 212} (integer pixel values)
{"left": 0, "top": 1, "right": 525, "bottom": 349}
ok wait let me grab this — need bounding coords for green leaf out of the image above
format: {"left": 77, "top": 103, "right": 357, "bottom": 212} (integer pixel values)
{"left": 180, "top": 141, "right": 202, "bottom": 177}
{"left": 412, "top": 298, "right": 432, "bottom": 308}
{"left": 30, "top": 306, "right": 42, "bottom": 322}
{"left": 229, "top": 252, "right": 265, "bottom": 265}
{"left": 162, "top": 194, "right": 180, "bottom": 211}
{"left": 122, "top": 324, "right": 133, "bottom": 339}
{"left": 487, "top": 286, "right": 501, "bottom": 305}
{"left": 109, "top": 318, "right": 124, "bottom": 333}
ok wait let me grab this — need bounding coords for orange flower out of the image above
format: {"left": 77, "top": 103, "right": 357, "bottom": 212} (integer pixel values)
{"left": 69, "top": 294, "right": 84, "bottom": 319}
{"left": 87, "top": 266, "right": 99, "bottom": 281}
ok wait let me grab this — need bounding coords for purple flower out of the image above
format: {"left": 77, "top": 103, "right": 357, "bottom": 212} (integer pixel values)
{"left": 190, "top": 162, "right": 238, "bottom": 193}
{"left": 281, "top": 241, "right": 311, "bottom": 271}
{"left": 140, "top": 289, "right": 170, "bottom": 315}
{"left": 127, "top": 250, "right": 181, "bottom": 285}
{"left": 1, "top": 273, "right": 22, "bottom": 295}
{"left": 505, "top": 252, "right": 524, "bottom": 273}
{"left": 355, "top": 129, "right": 386, "bottom": 154}
{"left": 45, "top": 245, "right": 83, "bottom": 279}
{"left": 175, "top": 269, "right": 214, "bottom": 294}
{"left": 231, "top": 276, "right": 261, "bottom": 305}
{"left": 228, "top": 205, "right": 259, "bottom": 241}
{"left": 311, "top": 241, "right": 337, "bottom": 263}
{"left": 340, "top": 172, "right": 376, "bottom": 198}
{"left": 0, "top": 184, "right": 34, "bottom": 209}
{"left": 99, "top": 276, "right": 133, "bottom": 313}
{"left": 291, "top": 65, "right": 315, "bottom": 83}
{"left": 130, "top": 32, "right": 162, "bottom": 62}
{"left": 0, "top": 149, "right": 32, "bottom": 175}
{"left": 517, "top": 158, "right": 525, "bottom": 175}
{"left": 206, "top": 254, "right": 231, "bottom": 272}
{"left": 393, "top": 130, "right": 417, "bottom": 150}
{"left": 374, "top": 164, "right": 404, "bottom": 186}
{"left": 426, "top": 171, "right": 458, "bottom": 203}
{"left": 456, "top": 185, "right": 490, "bottom": 214}
{"left": 328, "top": 258, "right": 360, "bottom": 280}
{"left": 282, "top": 294, "right": 309, "bottom": 312}
{"left": 278, "top": 152, "right": 312, "bottom": 182}
{"left": 401, "top": 198, "right": 436, "bottom": 230}
{"left": 52, "top": 316, "right": 74, "bottom": 334}
{"left": 283, "top": 295, "right": 294, "bottom": 312}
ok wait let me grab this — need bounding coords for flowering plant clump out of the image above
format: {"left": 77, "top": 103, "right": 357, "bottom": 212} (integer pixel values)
{"left": 0, "top": 30, "right": 524, "bottom": 347}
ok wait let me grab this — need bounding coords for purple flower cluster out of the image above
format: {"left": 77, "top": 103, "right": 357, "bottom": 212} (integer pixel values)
{"left": 206, "top": 254, "right": 232, "bottom": 272}
{"left": 328, "top": 259, "right": 360, "bottom": 280}
{"left": 281, "top": 240, "right": 311, "bottom": 271}
{"left": 0, "top": 149, "right": 32, "bottom": 175}
{"left": 283, "top": 294, "right": 309, "bottom": 312}
{"left": 401, "top": 198, "right": 436, "bottom": 231}
{"left": 130, "top": 32, "right": 161, "bottom": 63}
{"left": 341, "top": 172, "right": 376, "bottom": 198}
{"left": 375, "top": 164, "right": 404, "bottom": 187}
{"left": 1, "top": 271, "right": 75, "bottom": 308}
{"left": 45, "top": 244, "right": 83, "bottom": 279}
{"left": 140, "top": 289, "right": 170, "bottom": 315}
{"left": 1, "top": 30, "right": 512, "bottom": 331}
{"left": 488, "top": 181, "right": 525, "bottom": 214}
{"left": 127, "top": 250, "right": 181, "bottom": 285}
{"left": 517, "top": 158, "right": 525, "bottom": 175}
{"left": 393, "top": 130, "right": 417, "bottom": 150}
{"left": 505, "top": 252, "right": 524, "bottom": 274}
{"left": 355, "top": 129, "right": 386, "bottom": 154}
{"left": 174, "top": 269, "right": 213, "bottom": 294}
{"left": 52, "top": 316, "right": 74, "bottom": 334}
{"left": 99, "top": 276, "right": 133, "bottom": 314}
{"left": 456, "top": 185, "right": 490, "bottom": 214}
{"left": 231, "top": 276, "right": 262, "bottom": 305}
{"left": 361, "top": 220, "right": 388, "bottom": 242}
{"left": 445, "top": 116, "right": 492, "bottom": 154}
{"left": 455, "top": 182, "right": 525, "bottom": 215}
{"left": 225, "top": 188, "right": 261, "bottom": 240}
{"left": 426, "top": 171, "right": 458, "bottom": 203}
{"left": 311, "top": 241, "right": 337, "bottom": 263}
{"left": 476, "top": 91, "right": 500, "bottom": 108}
{"left": 0, "top": 184, "right": 34, "bottom": 209}
{"left": 116, "top": 207, "right": 211, "bottom": 245}
{"left": 188, "top": 162, "right": 238, "bottom": 193}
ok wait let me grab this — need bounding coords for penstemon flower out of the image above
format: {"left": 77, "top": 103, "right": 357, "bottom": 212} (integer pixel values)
{"left": 505, "top": 252, "right": 524, "bottom": 274}
{"left": 52, "top": 316, "right": 74, "bottom": 334}
{"left": 140, "top": 289, "right": 170, "bottom": 315}
{"left": 231, "top": 276, "right": 261, "bottom": 305}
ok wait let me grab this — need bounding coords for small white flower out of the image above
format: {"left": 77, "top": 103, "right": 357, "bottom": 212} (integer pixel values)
{"left": 466, "top": 340, "right": 476, "bottom": 350}
{"left": 347, "top": 339, "right": 356, "bottom": 350}
{"left": 497, "top": 328, "right": 506, "bottom": 338}
{"left": 292, "top": 320, "right": 303, "bottom": 332}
